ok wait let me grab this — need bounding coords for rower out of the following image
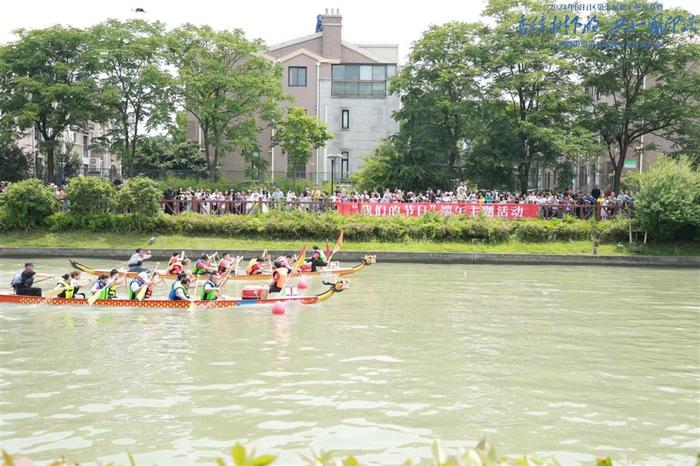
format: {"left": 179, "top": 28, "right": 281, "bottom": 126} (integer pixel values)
{"left": 307, "top": 246, "right": 328, "bottom": 272}
{"left": 268, "top": 260, "right": 288, "bottom": 294}
{"left": 217, "top": 253, "right": 232, "bottom": 274}
{"left": 167, "top": 252, "right": 185, "bottom": 274}
{"left": 127, "top": 248, "right": 152, "bottom": 273}
{"left": 70, "top": 271, "right": 88, "bottom": 298}
{"left": 54, "top": 273, "right": 76, "bottom": 298}
{"left": 91, "top": 269, "right": 120, "bottom": 299}
{"left": 168, "top": 275, "right": 191, "bottom": 301}
{"left": 201, "top": 271, "right": 221, "bottom": 301}
{"left": 128, "top": 271, "right": 152, "bottom": 300}
{"left": 10, "top": 263, "right": 47, "bottom": 297}
{"left": 192, "top": 254, "right": 213, "bottom": 276}
{"left": 245, "top": 256, "right": 264, "bottom": 275}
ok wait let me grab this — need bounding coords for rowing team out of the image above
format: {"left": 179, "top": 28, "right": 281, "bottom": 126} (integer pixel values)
{"left": 10, "top": 260, "right": 293, "bottom": 301}
{"left": 128, "top": 245, "right": 330, "bottom": 276}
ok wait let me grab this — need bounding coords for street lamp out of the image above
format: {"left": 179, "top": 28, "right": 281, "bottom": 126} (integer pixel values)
{"left": 327, "top": 153, "right": 342, "bottom": 200}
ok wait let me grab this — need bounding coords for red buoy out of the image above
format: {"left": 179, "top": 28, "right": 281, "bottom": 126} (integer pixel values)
{"left": 297, "top": 278, "right": 309, "bottom": 290}
{"left": 272, "top": 301, "right": 286, "bottom": 315}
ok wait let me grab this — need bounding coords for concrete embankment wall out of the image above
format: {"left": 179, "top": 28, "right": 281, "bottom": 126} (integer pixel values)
{"left": 0, "top": 247, "right": 698, "bottom": 268}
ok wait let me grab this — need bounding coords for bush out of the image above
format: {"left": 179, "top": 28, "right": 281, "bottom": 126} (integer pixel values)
{"left": 633, "top": 157, "right": 700, "bottom": 241}
{"left": 0, "top": 178, "right": 57, "bottom": 229}
{"left": 66, "top": 176, "right": 116, "bottom": 214}
{"left": 114, "top": 176, "right": 163, "bottom": 216}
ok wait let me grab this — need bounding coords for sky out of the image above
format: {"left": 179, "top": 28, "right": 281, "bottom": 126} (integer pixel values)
{"left": 1, "top": 0, "right": 697, "bottom": 62}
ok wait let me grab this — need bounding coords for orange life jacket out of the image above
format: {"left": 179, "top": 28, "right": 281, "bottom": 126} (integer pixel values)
{"left": 273, "top": 268, "right": 288, "bottom": 289}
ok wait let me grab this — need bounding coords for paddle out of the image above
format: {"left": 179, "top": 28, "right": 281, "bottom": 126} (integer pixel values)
{"left": 137, "top": 263, "right": 160, "bottom": 301}
{"left": 43, "top": 288, "right": 64, "bottom": 299}
{"left": 188, "top": 279, "right": 200, "bottom": 312}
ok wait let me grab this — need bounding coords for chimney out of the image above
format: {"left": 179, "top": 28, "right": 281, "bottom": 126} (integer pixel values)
{"left": 321, "top": 8, "right": 342, "bottom": 60}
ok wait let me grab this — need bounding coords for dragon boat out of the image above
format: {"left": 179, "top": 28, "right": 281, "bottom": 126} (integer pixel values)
{"left": 69, "top": 256, "right": 376, "bottom": 281}
{"left": 0, "top": 281, "right": 349, "bottom": 309}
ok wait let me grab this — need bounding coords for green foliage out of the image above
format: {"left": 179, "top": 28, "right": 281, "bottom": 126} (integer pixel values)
{"left": 0, "top": 178, "right": 57, "bottom": 229}
{"left": 66, "top": 176, "right": 116, "bottom": 214}
{"left": 632, "top": 157, "right": 700, "bottom": 241}
{"left": 42, "top": 209, "right": 629, "bottom": 243}
{"left": 132, "top": 136, "right": 209, "bottom": 178}
{"left": 91, "top": 19, "right": 174, "bottom": 177}
{"left": 0, "top": 26, "right": 102, "bottom": 183}
{"left": 272, "top": 107, "right": 333, "bottom": 167}
{"left": 0, "top": 141, "right": 29, "bottom": 182}
{"left": 576, "top": 1, "right": 700, "bottom": 192}
{"left": 114, "top": 176, "right": 162, "bottom": 216}
{"left": 168, "top": 24, "right": 287, "bottom": 180}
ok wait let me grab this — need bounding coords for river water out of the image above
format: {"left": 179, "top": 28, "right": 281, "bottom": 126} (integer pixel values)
{"left": 0, "top": 258, "right": 698, "bottom": 465}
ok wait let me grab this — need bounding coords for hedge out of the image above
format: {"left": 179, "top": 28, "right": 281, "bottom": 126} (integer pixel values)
{"left": 26, "top": 210, "right": 631, "bottom": 243}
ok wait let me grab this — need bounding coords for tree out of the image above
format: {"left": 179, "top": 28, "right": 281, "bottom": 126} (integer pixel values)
{"left": 168, "top": 25, "right": 288, "bottom": 180}
{"left": 0, "top": 141, "right": 29, "bottom": 181}
{"left": 132, "top": 135, "right": 209, "bottom": 178}
{"left": 272, "top": 107, "right": 333, "bottom": 169}
{"left": 482, "top": 0, "right": 596, "bottom": 193}
{"left": 577, "top": 0, "right": 700, "bottom": 192}
{"left": 91, "top": 19, "right": 174, "bottom": 177}
{"left": 389, "top": 22, "right": 485, "bottom": 182}
{"left": 0, "top": 26, "right": 101, "bottom": 183}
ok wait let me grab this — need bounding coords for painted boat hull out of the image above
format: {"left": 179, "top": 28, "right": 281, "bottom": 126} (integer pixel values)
{"left": 0, "top": 282, "right": 347, "bottom": 309}
{"left": 69, "top": 257, "right": 374, "bottom": 281}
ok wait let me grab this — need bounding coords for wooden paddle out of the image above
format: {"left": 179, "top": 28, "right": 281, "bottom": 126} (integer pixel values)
{"left": 137, "top": 263, "right": 160, "bottom": 301}
{"left": 188, "top": 279, "right": 200, "bottom": 312}
{"left": 43, "top": 288, "right": 64, "bottom": 299}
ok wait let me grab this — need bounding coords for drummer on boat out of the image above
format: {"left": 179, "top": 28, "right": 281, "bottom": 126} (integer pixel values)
{"left": 127, "top": 248, "right": 152, "bottom": 273}
{"left": 169, "top": 273, "right": 191, "bottom": 301}
{"left": 128, "top": 271, "right": 154, "bottom": 300}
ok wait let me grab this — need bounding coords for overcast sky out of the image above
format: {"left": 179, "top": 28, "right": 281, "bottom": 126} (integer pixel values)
{"left": 1, "top": 0, "right": 697, "bottom": 62}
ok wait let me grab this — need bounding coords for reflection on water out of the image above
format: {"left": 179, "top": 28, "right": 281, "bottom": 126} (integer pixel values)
{"left": 0, "top": 259, "right": 698, "bottom": 465}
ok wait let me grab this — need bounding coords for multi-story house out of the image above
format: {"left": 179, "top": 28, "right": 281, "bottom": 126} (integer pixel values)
{"left": 193, "top": 9, "right": 400, "bottom": 184}
{"left": 16, "top": 124, "right": 121, "bottom": 182}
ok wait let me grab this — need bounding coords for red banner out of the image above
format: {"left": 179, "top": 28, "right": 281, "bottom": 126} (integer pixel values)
{"left": 336, "top": 202, "right": 540, "bottom": 219}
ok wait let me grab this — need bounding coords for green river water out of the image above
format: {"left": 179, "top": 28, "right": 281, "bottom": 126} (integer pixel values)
{"left": 0, "top": 258, "right": 698, "bottom": 465}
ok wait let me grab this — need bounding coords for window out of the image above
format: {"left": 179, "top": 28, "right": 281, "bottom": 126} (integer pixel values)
{"left": 340, "top": 151, "right": 349, "bottom": 181}
{"left": 341, "top": 109, "right": 350, "bottom": 130}
{"left": 288, "top": 66, "right": 307, "bottom": 87}
{"left": 82, "top": 135, "right": 89, "bottom": 159}
{"left": 331, "top": 64, "right": 393, "bottom": 97}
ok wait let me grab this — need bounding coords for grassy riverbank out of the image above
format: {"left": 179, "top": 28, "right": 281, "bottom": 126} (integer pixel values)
{"left": 1, "top": 232, "right": 698, "bottom": 256}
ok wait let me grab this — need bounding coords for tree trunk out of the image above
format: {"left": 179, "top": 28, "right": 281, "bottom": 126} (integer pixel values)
{"left": 612, "top": 163, "right": 623, "bottom": 194}
{"left": 46, "top": 143, "right": 55, "bottom": 184}
{"left": 518, "top": 162, "right": 530, "bottom": 194}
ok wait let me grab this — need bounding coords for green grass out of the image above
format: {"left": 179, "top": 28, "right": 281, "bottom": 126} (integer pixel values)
{"left": 1, "top": 232, "right": 698, "bottom": 256}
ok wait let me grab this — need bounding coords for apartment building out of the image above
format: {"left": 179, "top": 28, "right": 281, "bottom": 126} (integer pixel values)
{"left": 195, "top": 9, "right": 400, "bottom": 183}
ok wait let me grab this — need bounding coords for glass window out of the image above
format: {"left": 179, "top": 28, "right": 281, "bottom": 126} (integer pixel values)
{"left": 359, "top": 82, "right": 373, "bottom": 96}
{"left": 332, "top": 81, "right": 345, "bottom": 96}
{"left": 360, "top": 65, "right": 373, "bottom": 81}
{"left": 372, "top": 82, "right": 386, "bottom": 96}
{"left": 344, "top": 81, "right": 359, "bottom": 96}
{"left": 345, "top": 65, "right": 360, "bottom": 81}
{"left": 341, "top": 109, "right": 350, "bottom": 130}
{"left": 332, "top": 65, "right": 345, "bottom": 80}
{"left": 372, "top": 65, "right": 386, "bottom": 80}
{"left": 387, "top": 64, "right": 396, "bottom": 78}
{"left": 288, "top": 67, "right": 307, "bottom": 87}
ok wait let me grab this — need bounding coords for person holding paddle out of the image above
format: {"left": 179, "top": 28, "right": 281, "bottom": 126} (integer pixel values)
{"left": 168, "top": 274, "right": 191, "bottom": 301}
{"left": 11, "top": 263, "right": 51, "bottom": 297}
{"left": 268, "top": 260, "right": 289, "bottom": 294}
{"left": 90, "top": 269, "right": 122, "bottom": 300}
{"left": 167, "top": 251, "right": 187, "bottom": 274}
{"left": 128, "top": 272, "right": 153, "bottom": 300}
{"left": 53, "top": 274, "right": 76, "bottom": 299}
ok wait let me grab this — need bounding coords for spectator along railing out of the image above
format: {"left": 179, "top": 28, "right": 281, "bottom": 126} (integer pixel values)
{"left": 160, "top": 198, "right": 631, "bottom": 220}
